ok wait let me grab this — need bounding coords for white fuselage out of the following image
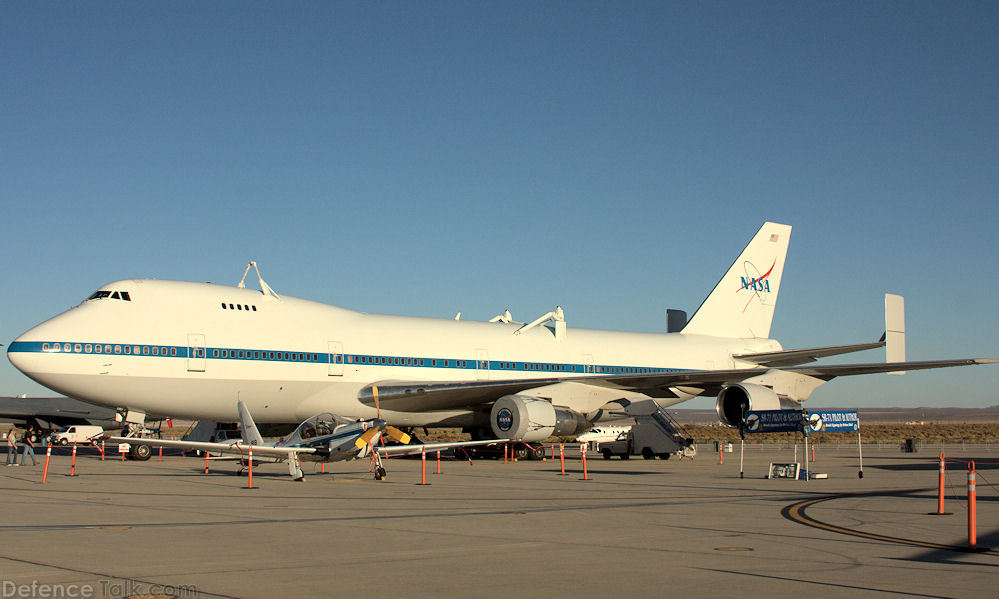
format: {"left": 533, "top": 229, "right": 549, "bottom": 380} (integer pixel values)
{"left": 7, "top": 279, "right": 779, "bottom": 426}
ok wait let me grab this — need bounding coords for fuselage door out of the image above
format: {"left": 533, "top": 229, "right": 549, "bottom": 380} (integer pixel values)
{"left": 187, "top": 334, "right": 206, "bottom": 372}
{"left": 476, "top": 348, "right": 489, "bottom": 381}
{"left": 328, "top": 341, "right": 344, "bottom": 376}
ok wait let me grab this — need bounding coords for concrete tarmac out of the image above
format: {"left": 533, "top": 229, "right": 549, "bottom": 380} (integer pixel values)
{"left": 1, "top": 444, "right": 997, "bottom": 598}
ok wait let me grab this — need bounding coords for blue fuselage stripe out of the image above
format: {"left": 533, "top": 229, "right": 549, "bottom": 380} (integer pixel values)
{"left": 7, "top": 340, "right": 687, "bottom": 375}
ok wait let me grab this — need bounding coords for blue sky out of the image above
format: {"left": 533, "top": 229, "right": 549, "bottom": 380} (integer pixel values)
{"left": 2, "top": 2, "right": 997, "bottom": 408}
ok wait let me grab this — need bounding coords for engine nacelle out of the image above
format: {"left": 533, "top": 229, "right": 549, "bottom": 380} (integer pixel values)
{"left": 715, "top": 383, "right": 802, "bottom": 428}
{"left": 490, "top": 395, "right": 588, "bottom": 442}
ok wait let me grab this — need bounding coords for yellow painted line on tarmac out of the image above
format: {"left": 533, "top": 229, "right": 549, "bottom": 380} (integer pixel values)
{"left": 782, "top": 488, "right": 999, "bottom": 556}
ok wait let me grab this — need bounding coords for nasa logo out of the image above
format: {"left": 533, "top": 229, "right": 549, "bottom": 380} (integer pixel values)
{"left": 740, "top": 276, "right": 771, "bottom": 293}
{"left": 496, "top": 408, "right": 514, "bottom": 431}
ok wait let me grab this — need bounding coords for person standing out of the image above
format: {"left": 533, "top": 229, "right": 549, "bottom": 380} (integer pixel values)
{"left": 6, "top": 429, "right": 19, "bottom": 466}
{"left": 20, "top": 432, "right": 37, "bottom": 466}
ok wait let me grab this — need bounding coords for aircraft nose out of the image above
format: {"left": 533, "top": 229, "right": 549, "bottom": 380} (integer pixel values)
{"left": 7, "top": 331, "right": 41, "bottom": 376}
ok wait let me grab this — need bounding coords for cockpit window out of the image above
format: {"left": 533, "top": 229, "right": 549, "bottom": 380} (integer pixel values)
{"left": 86, "top": 290, "right": 132, "bottom": 302}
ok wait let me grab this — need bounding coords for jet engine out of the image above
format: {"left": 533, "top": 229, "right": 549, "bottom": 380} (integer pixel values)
{"left": 715, "top": 383, "right": 802, "bottom": 428}
{"left": 490, "top": 395, "right": 588, "bottom": 442}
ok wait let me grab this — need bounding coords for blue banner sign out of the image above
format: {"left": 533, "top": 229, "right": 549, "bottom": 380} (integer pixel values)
{"left": 744, "top": 410, "right": 805, "bottom": 433}
{"left": 807, "top": 410, "right": 860, "bottom": 433}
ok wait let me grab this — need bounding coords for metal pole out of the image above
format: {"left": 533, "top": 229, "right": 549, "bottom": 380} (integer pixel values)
{"left": 739, "top": 439, "right": 744, "bottom": 479}
{"left": 858, "top": 431, "right": 864, "bottom": 479}
{"left": 803, "top": 434, "right": 808, "bottom": 482}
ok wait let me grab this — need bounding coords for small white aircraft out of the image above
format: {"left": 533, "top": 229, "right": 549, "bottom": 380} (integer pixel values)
{"left": 110, "top": 399, "right": 501, "bottom": 480}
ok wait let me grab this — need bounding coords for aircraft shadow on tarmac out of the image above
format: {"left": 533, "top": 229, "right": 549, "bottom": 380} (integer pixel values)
{"left": 868, "top": 456, "right": 999, "bottom": 472}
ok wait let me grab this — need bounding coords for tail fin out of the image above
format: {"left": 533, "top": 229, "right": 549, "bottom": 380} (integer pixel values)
{"left": 236, "top": 401, "right": 265, "bottom": 446}
{"left": 682, "top": 222, "right": 792, "bottom": 339}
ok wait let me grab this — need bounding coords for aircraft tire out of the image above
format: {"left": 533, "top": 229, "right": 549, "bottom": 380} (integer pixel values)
{"left": 642, "top": 448, "right": 654, "bottom": 460}
{"left": 129, "top": 444, "right": 152, "bottom": 461}
{"left": 602, "top": 449, "right": 612, "bottom": 460}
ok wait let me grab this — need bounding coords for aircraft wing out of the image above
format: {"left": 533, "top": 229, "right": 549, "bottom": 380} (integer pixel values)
{"left": 732, "top": 342, "right": 885, "bottom": 367}
{"left": 376, "top": 438, "right": 505, "bottom": 458}
{"left": 359, "top": 358, "right": 995, "bottom": 410}
{"left": 105, "top": 436, "right": 317, "bottom": 459}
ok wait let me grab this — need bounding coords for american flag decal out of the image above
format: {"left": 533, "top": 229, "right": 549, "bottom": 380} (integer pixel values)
{"left": 769, "top": 234, "right": 779, "bottom": 242}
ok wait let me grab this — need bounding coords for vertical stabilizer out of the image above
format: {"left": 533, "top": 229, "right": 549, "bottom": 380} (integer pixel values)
{"left": 236, "top": 401, "right": 265, "bottom": 446}
{"left": 682, "top": 222, "right": 792, "bottom": 339}
{"left": 885, "top": 293, "right": 905, "bottom": 375}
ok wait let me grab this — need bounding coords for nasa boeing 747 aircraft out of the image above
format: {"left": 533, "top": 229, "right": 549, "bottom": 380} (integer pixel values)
{"left": 6, "top": 223, "right": 994, "bottom": 443}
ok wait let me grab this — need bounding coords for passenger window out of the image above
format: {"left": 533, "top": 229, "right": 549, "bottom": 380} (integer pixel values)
{"left": 143, "top": 346, "right": 149, "bottom": 355}
{"left": 95, "top": 345, "right": 102, "bottom": 354}
{"left": 254, "top": 351, "right": 260, "bottom": 359}
{"left": 170, "top": 348, "right": 176, "bottom": 356}
{"left": 43, "top": 343, "right": 50, "bottom": 351}
{"left": 74, "top": 344, "right": 81, "bottom": 352}
{"left": 212, "top": 349, "right": 217, "bottom": 357}
{"left": 114, "top": 345, "right": 121, "bottom": 354}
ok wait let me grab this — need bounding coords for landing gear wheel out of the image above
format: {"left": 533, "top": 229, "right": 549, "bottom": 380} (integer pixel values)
{"left": 374, "top": 467, "right": 387, "bottom": 480}
{"left": 129, "top": 443, "right": 152, "bottom": 461}
{"left": 642, "top": 448, "right": 654, "bottom": 460}
{"left": 602, "top": 448, "right": 612, "bottom": 460}
{"left": 513, "top": 445, "right": 530, "bottom": 461}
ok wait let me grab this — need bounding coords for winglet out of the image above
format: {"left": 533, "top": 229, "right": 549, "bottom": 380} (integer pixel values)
{"left": 885, "top": 294, "right": 905, "bottom": 375}
{"left": 236, "top": 401, "right": 265, "bottom": 446}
